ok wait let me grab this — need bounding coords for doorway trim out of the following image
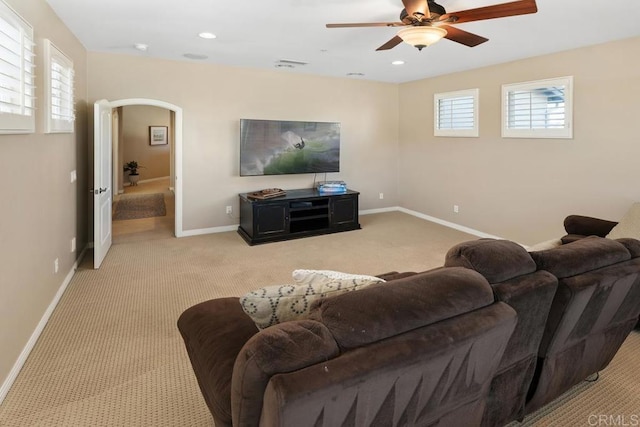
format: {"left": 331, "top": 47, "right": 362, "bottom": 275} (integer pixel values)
{"left": 109, "top": 98, "right": 183, "bottom": 237}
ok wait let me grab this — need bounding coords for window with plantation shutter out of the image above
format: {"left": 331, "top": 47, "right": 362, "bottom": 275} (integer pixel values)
{"left": 0, "top": 0, "right": 35, "bottom": 134}
{"left": 44, "top": 39, "right": 75, "bottom": 133}
{"left": 434, "top": 89, "right": 479, "bottom": 137}
{"left": 502, "top": 76, "right": 573, "bottom": 139}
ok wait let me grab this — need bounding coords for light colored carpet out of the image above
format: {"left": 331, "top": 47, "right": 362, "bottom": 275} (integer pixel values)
{"left": 0, "top": 211, "right": 638, "bottom": 426}
{"left": 113, "top": 193, "right": 166, "bottom": 221}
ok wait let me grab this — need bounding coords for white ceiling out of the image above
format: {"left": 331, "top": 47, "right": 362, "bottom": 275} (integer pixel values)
{"left": 45, "top": 0, "right": 640, "bottom": 84}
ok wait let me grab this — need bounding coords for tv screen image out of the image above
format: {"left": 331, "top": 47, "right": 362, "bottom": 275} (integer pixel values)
{"left": 240, "top": 119, "right": 340, "bottom": 176}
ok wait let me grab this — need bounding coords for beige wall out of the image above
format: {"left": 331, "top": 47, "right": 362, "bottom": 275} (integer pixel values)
{"left": 87, "top": 53, "right": 400, "bottom": 231}
{"left": 4, "top": 2, "right": 636, "bottom": 398}
{"left": 399, "top": 36, "right": 640, "bottom": 245}
{"left": 0, "top": 0, "right": 88, "bottom": 391}
{"left": 121, "top": 105, "right": 171, "bottom": 185}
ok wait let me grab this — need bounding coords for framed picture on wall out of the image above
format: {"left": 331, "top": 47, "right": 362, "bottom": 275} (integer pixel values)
{"left": 149, "top": 126, "right": 168, "bottom": 145}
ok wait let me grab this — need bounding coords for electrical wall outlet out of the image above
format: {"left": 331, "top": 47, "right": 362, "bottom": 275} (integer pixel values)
{"left": 71, "top": 237, "right": 76, "bottom": 253}
{"left": 70, "top": 170, "right": 77, "bottom": 183}
{"left": 453, "top": 205, "right": 459, "bottom": 213}
{"left": 54, "top": 258, "right": 59, "bottom": 274}
{"left": 226, "top": 206, "right": 233, "bottom": 214}
{"left": 379, "top": 193, "right": 384, "bottom": 200}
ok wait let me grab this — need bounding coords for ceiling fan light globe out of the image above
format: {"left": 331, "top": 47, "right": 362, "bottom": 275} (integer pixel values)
{"left": 397, "top": 26, "right": 447, "bottom": 49}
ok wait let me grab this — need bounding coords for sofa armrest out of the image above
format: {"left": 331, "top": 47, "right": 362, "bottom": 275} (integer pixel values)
{"left": 232, "top": 320, "right": 339, "bottom": 427}
{"left": 177, "top": 297, "right": 259, "bottom": 427}
{"left": 563, "top": 215, "right": 617, "bottom": 238}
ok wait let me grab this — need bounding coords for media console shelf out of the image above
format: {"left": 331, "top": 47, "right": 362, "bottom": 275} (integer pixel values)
{"left": 238, "top": 189, "right": 360, "bottom": 245}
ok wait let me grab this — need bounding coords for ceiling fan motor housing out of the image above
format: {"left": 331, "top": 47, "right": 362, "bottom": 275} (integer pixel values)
{"left": 400, "top": 1, "right": 446, "bottom": 24}
{"left": 427, "top": 1, "right": 447, "bottom": 16}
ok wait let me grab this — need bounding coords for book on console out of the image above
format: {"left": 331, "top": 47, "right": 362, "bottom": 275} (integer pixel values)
{"left": 247, "top": 188, "right": 287, "bottom": 200}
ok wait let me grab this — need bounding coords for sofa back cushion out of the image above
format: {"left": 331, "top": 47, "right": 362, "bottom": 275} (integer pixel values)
{"left": 444, "top": 239, "right": 537, "bottom": 283}
{"left": 615, "top": 238, "right": 640, "bottom": 258}
{"left": 308, "top": 267, "right": 494, "bottom": 350}
{"left": 261, "top": 302, "right": 517, "bottom": 427}
{"left": 529, "top": 236, "right": 630, "bottom": 279}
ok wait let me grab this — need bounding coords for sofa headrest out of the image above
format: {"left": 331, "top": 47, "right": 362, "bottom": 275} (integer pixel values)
{"left": 307, "top": 267, "right": 494, "bottom": 350}
{"left": 444, "top": 239, "right": 537, "bottom": 283}
{"left": 529, "top": 236, "right": 631, "bottom": 279}
{"left": 237, "top": 320, "right": 339, "bottom": 377}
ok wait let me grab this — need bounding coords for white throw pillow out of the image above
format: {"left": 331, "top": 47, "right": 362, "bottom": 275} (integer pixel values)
{"left": 292, "top": 269, "right": 385, "bottom": 288}
{"left": 240, "top": 270, "right": 384, "bottom": 329}
{"left": 607, "top": 203, "right": 640, "bottom": 240}
{"left": 528, "top": 238, "right": 563, "bottom": 252}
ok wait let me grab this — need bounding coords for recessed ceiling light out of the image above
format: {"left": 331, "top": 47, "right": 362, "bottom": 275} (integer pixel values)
{"left": 134, "top": 43, "right": 148, "bottom": 51}
{"left": 391, "top": 60, "right": 405, "bottom": 65}
{"left": 198, "top": 32, "right": 217, "bottom": 39}
{"left": 183, "top": 53, "right": 208, "bottom": 60}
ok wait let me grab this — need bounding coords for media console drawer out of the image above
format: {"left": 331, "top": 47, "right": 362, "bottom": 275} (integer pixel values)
{"left": 237, "top": 189, "right": 360, "bottom": 245}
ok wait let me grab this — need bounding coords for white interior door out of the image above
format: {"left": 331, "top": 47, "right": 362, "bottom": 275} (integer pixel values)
{"left": 93, "top": 99, "right": 113, "bottom": 268}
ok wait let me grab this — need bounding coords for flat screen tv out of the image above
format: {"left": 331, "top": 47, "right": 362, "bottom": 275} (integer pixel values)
{"left": 240, "top": 119, "right": 340, "bottom": 176}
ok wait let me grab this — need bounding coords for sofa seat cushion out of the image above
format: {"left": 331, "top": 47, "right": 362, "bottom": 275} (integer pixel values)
{"left": 529, "top": 236, "right": 631, "bottom": 279}
{"left": 444, "top": 239, "right": 536, "bottom": 283}
{"left": 240, "top": 270, "right": 384, "bottom": 329}
{"left": 308, "top": 267, "right": 494, "bottom": 350}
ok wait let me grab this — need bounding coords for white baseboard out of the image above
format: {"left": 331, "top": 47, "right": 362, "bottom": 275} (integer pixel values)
{"left": 360, "top": 207, "right": 399, "bottom": 215}
{"left": 180, "top": 207, "right": 400, "bottom": 237}
{"left": 180, "top": 224, "right": 238, "bottom": 237}
{"left": 0, "top": 247, "right": 88, "bottom": 405}
{"left": 178, "top": 207, "right": 502, "bottom": 241}
{"left": 398, "top": 207, "right": 504, "bottom": 240}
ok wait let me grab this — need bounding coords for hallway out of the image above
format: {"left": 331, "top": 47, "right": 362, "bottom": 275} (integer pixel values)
{"left": 112, "top": 177, "right": 174, "bottom": 244}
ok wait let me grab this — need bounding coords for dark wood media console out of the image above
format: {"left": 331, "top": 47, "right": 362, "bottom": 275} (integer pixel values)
{"left": 237, "top": 189, "right": 360, "bottom": 245}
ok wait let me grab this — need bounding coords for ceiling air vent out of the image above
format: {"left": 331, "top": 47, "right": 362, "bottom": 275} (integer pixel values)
{"left": 275, "top": 59, "right": 308, "bottom": 68}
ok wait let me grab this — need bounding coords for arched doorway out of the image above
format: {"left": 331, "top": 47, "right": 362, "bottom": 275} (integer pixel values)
{"left": 109, "top": 98, "right": 183, "bottom": 237}
{"left": 93, "top": 98, "right": 183, "bottom": 268}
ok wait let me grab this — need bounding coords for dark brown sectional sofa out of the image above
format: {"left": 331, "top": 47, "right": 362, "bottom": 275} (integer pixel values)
{"left": 178, "top": 233, "right": 640, "bottom": 427}
{"left": 445, "top": 236, "right": 640, "bottom": 425}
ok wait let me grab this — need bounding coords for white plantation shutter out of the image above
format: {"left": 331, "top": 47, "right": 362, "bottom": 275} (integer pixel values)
{"left": 44, "top": 39, "right": 75, "bottom": 133}
{"left": 0, "top": 0, "right": 35, "bottom": 133}
{"left": 502, "top": 76, "right": 573, "bottom": 139}
{"left": 434, "top": 89, "right": 479, "bottom": 137}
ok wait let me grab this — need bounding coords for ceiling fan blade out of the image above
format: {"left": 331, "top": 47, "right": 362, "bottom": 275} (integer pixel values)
{"left": 440, "top": 25, "right": 488, "bottom": 47}
{"left": 442, "top": 0, "right": 537, "bottom": 24}
{"left": 402, "top": 0, "right": 430, "bottom": 18}
{"left": 376, "top": 35, "right": 403, "bottom": 51}
{"left": 326, "top": 22, "right": 404, "bottom": 28}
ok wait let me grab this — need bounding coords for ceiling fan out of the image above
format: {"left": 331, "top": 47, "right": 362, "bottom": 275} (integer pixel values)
{"left": 326, "top": 0, "right": 538, "bottom": 51}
